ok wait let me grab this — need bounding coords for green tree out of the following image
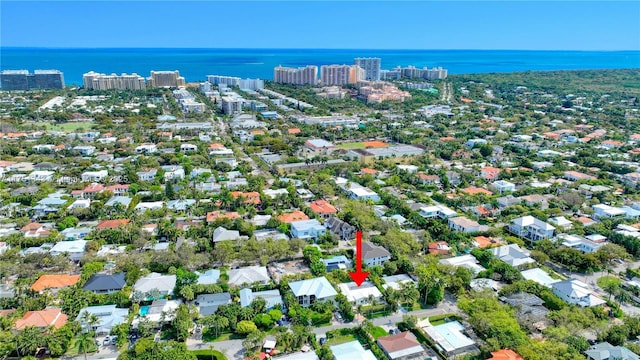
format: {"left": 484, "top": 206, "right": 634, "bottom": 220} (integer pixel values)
{"left": 77, "top": 331, "right": 94, "bottom": 360}
{"left": 236, "top": 320, "right": 258, "bottom": 335}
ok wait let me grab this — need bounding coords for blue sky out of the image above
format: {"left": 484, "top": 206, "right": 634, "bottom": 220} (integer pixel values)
{"left": 2, "top": 1, "right": 639, "bottom": 50}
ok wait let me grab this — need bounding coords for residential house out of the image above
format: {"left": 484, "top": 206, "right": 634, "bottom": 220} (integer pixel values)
{"left": 564, "top": 171, "right": 596, "bottom": 182}
{"left": 520, "top": 268, "right": 560, "bottom": 288}
{"left": 132, "top": 273, "right": 177, "bottom": 298}
{"left": 21, "top": 222, "right": 53, "bottom": 238}
{"left": 559, "top": 234, "right": 607, "bottom": 254}
{"left": 81, "top": 170, "right": 109, "bottom": 182}
{"left": 489, "top": 244, "right": 536, "bottom": 267}
{"left": 60, "top": 227, "right": 92, "bottom": 241}
{"left": 288, "top": 276, "right": 337, "bottom": 307}
{"left": 134, "top": 201, "right": 164, "bottom": 213}
{"left": 499, "top": 292, "right": 549, "bottom": 330}
{"left": 418, "top": 205, "right": 457, "bottom": 219}
{"left": 492, "top": 180, "right": 515, "bottom": 194}
{"left": 279, "top": 210, "right": 310, "bottom": 223}
{"left": 592, "top": 204, "right": 628, "bottom": 220}
{"left": 162, "top": 165, "right": 185, "bottom": 181}
{"left": 132, "top": 299, "right": 182, "bottom": 327}
{"left": 508, "top": 216, "right": 555, "bottom": 241}
{"left": 31, "top": 274, "right": 81, "bottom": 293}
{"left": 206, "top": 211, "right": 241, "bottom": 223}
{"left": 227, "top": 266, "right": 270, "bottom": 287}
{"left": 15, "top": 308, "right": 67, "bottom": 330}
{"left": 25, "top": 170, "right": 54, "bottom": 182}
{"left": 180, "top": 144, "right": 198, "bottom": 152}
{"left": 105, "top": 196, "right": 132, "bottom": 209}
{"left": 377, "top": 331, "right": 428, "bottom": 360}
{"left": 429, "top": 241, "right": 452, "bottom": 256}
{"left": 448, "top": 217, "right": 481, "bottom": 233}
{"left": 423, "top": 322, "right": 478, "bottom": 358}
{"left": 76, "top": 305, "right": 128, "bottom": 334}
{"left": 49, "top": 240, "right": 87, "bottom": 261}
{"left": 331, "top": 341, "right": 376, "bottom": 360}
{"left": 82, "top": 273, "right": 126, "bottom": 294}
{"left": 290, "top": 219, "right": 326, "bottom": 240}
{"left": 194, "top": 269, "right": 220, "bottom": 285}
{"left": 548, "top": 216, "right": 573, "bottom": 230}
{"left": 585, "top": 342, "right": 640, "bottom": 360}
{"left": 480, "top": 166, "right": 501, "bottom": 181}
{"left": 231, "top": 191, "right": 261, "bottom": 205}
{"left": 552, "top": 279, "right": 606, "bottom": 307}
{"left": 362, "top": 241, "right": 391, "bottom": 267}
{"left": 193, "top": 293, "right": 232, "bottom": 316}
{"left": 439, "top": 255, "right": 486, "bottom": 275}
{"left": 321, "top": 255, "right": 352, "bottom": 271}
{"left": 212, "top": 227, "right": 242, "bottom": 242}
{"left": 254, "top": 229, "right": 289, "bottom": 242}
{"left": 239, "top": 288, "right": 283, "bottom": 310}
{"left": 105, "top": 184, "right": 130, "bottom": 196}
{"left": 135, "top": 144, "right": 158, "bottom": 154}
{"left": 324, "top": 216, "right": 356, "bottom": 240}
{"left": 489, "top": 349, "right": 524, "bottom": 360}
{"left": 137, "top": 169, "right": 157, "bottom": 182}
{"left": 379, "top": 275, "right": 417, "bottom": 292}
{"left": 96, "top": 219, "right": 130, "bottom": 230}
{"left": 308, "top": 199, "right": 337, "bottom": 219}
{"left": 416, "top": 173, "right": 440, "bottom": 186}
{"left": 337, "top": 281, "right": 383, "bottom": 306}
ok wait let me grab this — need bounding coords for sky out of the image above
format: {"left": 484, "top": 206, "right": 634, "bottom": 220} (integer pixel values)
{"left": 1, "top": 1, "right": 639, "bottom": 50}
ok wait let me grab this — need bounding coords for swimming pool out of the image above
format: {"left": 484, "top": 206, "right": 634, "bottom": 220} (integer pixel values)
{"left": 139, "top": 306, "right": 150, "bottom": 316}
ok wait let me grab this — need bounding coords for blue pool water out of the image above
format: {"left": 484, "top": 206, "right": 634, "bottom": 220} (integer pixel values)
{"left": 139, "top": 306, "right": 150, "bottom": 316}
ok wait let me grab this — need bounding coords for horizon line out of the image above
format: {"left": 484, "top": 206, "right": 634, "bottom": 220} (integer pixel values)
{"left": 2, "top": 46, "right": 639, "bottom": 52}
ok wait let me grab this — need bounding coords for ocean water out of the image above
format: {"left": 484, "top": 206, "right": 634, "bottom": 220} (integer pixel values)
{"left": 1, "top": 48, "right": 639, "bottom": 85}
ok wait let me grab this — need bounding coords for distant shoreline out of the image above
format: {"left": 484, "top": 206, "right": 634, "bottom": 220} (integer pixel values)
{"left": 2, "top": 48, "right": 638, "bottom": 85}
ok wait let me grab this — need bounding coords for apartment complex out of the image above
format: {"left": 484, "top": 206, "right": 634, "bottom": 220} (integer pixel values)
{"left": 82, "top": 71, "right": 146, "bottom": 90}
{"left": 273, "top": 65, "right": 318, "bottom": 85}
{"left": 1, "top": 70, "right": 65, "bottom": 90}
{"left": 381, "top": 66, "right": 448, "bottom": 80}
{"left": 320, "top": 65, "right": 365, "bottom": 86}
{"left": 354, "top": 57, "right": 381, "bottom": 81}
{"left": 207, "top": 75, "right": 241, "bottom": 87}
{"left": 147, "top": 70, "right": 185, "bottom": 88}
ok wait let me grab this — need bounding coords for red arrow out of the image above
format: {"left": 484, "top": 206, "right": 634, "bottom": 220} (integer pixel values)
{"left": 349, "top": 230, "right": 369, "bottom": 286}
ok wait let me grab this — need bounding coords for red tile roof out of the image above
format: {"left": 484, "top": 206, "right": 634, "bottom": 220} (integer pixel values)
{"left": 30, "top": 274, "right": 80, "bottom": 292}
{"left": 308, "top": 199, "right": 337, "bottom": 215}
{"left": 278, "top": 210, "right": 309, "bottom": 223}
{"left": 206, "top": 211, "right": 241, "bottom": 223}
{"left": 231, "top": 191, "right": 261, "bottom": 205}
{"left": 489, "top": 349, "right": 524, "bottom": 360}
{"left": 96, "top": 219, "right": 130, "bottom": 230}
{"left": 15, "top": 308, "right": 67, "bottom": 330}
{"left": 377, "top": 331, "right": 421, "bottom": 353}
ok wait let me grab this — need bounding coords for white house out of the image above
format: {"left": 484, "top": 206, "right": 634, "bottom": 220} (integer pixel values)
{"left": 337, "top": 281, "right": 383, "bottom": 306}
{"left": 162, "top": 166, "right": 185, "bottom": 181}
{"left": 25, "top": 171, "right": 54, "bottom": 182}
{"left": 288, "top": 276, "right": 337, "bottom": 307}
{"left": 132, "top": 273, "right": 177, "bottom": 298}
{"left": 592, "top": 204, "right": 627, "bottom": 220}
{"left": 439, "top": 255, "right": 485, "bottom": 275}
{"left": 419, "top": 205, "right": 457, "bottom": 219}
{"left": 81, "top": 170, "right": 109, "bottom": 183}
{"left": 508, "top": 215, "right": 555, "bottom": 241}
{"left": 448, "top": 217, "right": 481, "bottom": 233}
{"left": 135, "top": 144, "right": 158, "bottom": 154}
{"left": 489, "top": 244, "right": 536, "bottom": 267}
{"left": 180, "top": 144, "right": 198, "bottom": 152}
{"left": 492, "top": 180, "right": 515, "bottom": 194}
{"left": 552, "top": 279, "right": 606, "bottom": 307}
{"left": 76, "top": 305, "right": 128, "bottom": 335}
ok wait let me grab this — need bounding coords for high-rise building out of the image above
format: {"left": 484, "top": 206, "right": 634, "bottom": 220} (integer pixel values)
{"left": 392, "top": 66, "right": 448, "bottom": 80}
{"left": 1, "top": 70, "right": 65, "bottom": 90}
{"left": 207, "top": 75, "right": 241, "bottom": 87}
{"left": 354, "top": 58, "right": 381, "bottom": 81}
{"left": 320, "top": 65, "right": 365, "bottom": 86}
{"left": 238, "top": 78, "right": 264, "bottom": 90}
{"left": 273, "top": 65, "right": 318, "bottom": 86}
{"left": 148, "top": 71, "right": 186, "bottom": 88}
{"left": 82, "top": 71, "right": 146, "bottom": 90}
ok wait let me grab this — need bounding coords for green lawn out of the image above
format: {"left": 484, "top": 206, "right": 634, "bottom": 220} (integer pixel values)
{"left": 326, "top": 331, "right": 356, "bottom": 345}
{"left": 336, "top": 142, "right": 365, "bottom": 150}
{"left": 369, "top": 326, "right": 387, "bottom": 340}
{"left": 45, "top": 121, "right": 94, "bottom": 132}
{"left": 202, "top": 331, "right": 241, "bottom": 342}
{"left": 65, "top": 336, "right": 98, "bottom": 357}
{"left": 597, "top": 276, "right": 622, "bottom": 289}
{"left": 428, "top": 314, "right": 461, "bottom": 326}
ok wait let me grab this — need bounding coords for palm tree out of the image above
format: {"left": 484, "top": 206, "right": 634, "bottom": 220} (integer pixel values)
{"left": 16, "top": 326, "right": 42, "bottom": 358}
{"left": 76, "top": 331, "right": 94, "bottom": 360}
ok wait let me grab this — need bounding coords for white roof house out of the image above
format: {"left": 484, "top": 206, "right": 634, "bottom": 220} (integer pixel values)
{"left": 521, "top": 268, "right": 560, "bottom": 288}
{"left": 132, "top": 273, "right": 177, "bottom": 297}
{"left": 439, "top": 255, "right": 486, "bottom": 275}
{"left": 489, "top": 244, "right": 536, "bottom": 267}
{"left": 49, "top": 240, "right": 87, "bottom": 258}
{"left": 592, "top": 204, "right": 627, "bottom": 219}
{"left": 134, "top": 201, "right": 164, "bottom": 213}
{"left": 548, "top": 216, "right": 573, "bottom": 229}
{"left": 331, "top": 341, "right": 377, "bottom": 360}
{"left": 381, "top": 274, "right": 417, "bottom": 291}
{"left": 227, "top": 266, "right": 270, "bottom": 287}
{"left": 289, "top": 276, "right": 337, "bottom": 307}
{"left": 423, "top": 321, "right": 476, "bottom": 357}
{"left": 263, "top": 188, "right": 289, "bottom": 199}
{"left": 337, "top": 281, "right": 383, "bottom": 305}
{"left": 212, "top": 227, "right": 242, "bottom": 242}
{"left": 76, "top": 305, "right": 128, "bottom": 334}
{"left": 239, "top": 288, "right": 283, "bottom": 309}
{"left": 552, "top": 279, "right": 606, "bottom": 307}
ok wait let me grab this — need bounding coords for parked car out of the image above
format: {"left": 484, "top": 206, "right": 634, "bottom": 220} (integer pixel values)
{"left": 111, "top": 336, "right": 118, "bottom": 345}
{"left": 319, "top": 337, "right": 326, "bottom": 345}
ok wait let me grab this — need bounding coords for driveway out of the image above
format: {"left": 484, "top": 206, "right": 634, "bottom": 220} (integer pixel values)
{"left": 188, "top": 338, "right": 244, "bottom": 360}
